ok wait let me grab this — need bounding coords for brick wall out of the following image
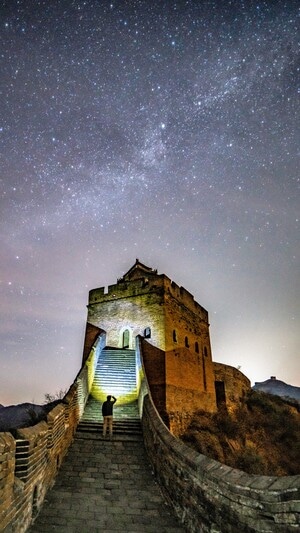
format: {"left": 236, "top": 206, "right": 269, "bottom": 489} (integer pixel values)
{"left": 1, "top": 329, "right": 298, "bottom": 533}
{"left": 140, "top": 338, "right": 216, "bottom": 435}
{"left": 0, "top": 334, "right": 103, "bottom": 533}
{"left": 88, "top": 280, "right": 166, "bottom": 350}
{"left": 141, "top": 395, "right": 300, "bottom": 532}
{"left": 0, "top": 409, "right": 74, "bottom": 532}
{"left": 136, "top": 340, "right": 300, "bottom": 532}
{"left": 82, "top": 323, "right": 104, "bottom": 364}
{"left": 213, "top": 362, "right": 251, "bottom": 412}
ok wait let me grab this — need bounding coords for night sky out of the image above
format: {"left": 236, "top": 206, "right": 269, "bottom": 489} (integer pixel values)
{"left": 1, "top": 0, "right": 299, "bottom": 405}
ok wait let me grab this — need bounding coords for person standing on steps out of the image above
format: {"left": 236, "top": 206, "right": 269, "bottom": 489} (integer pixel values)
{"left": 102, "top": 395, "right": 117, "bottom": 438}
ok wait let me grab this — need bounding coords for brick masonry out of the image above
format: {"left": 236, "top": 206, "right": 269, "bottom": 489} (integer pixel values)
{"left": 28, "top": 434, "right": 184, "bottom": 533}
{"left": 141, "top": 384, "right": 300, "bottom": 532}
{"left": 136, "top": 336, "right": 300, "bottom": 533}
{"left": 0, "top": 336, "right": 101, "bottom": 532}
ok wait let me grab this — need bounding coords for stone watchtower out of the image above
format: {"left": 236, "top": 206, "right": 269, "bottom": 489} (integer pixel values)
{"left": 87, "top": 260, "right": 217, "bottom": 433}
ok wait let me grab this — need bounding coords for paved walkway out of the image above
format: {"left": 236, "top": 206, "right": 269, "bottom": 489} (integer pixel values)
{"left": 29, "top": 432, "right": 185, "bottom": 533}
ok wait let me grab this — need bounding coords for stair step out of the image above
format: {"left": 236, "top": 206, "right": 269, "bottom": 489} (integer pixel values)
{"left": 77, "top": 420, "right": 142, "bottom": 433}
{"left": 77, "top": 419, "right": 142, "bottom": 437}
{"left": 81, "top": 398, "right": 140, "bottom": 420}
{"left": 81, "top": 348, "right": 139, "bottom": 431}
{"left": 93, "top": 347, "right": 138, "bottom": 400}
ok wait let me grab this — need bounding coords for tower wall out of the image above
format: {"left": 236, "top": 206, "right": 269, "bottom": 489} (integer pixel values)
{"left": 87, "top": 277, "right": 166, "bottom": 350}
{"left": 165, "top": 347, "right": 216, "bottom": 433}
{"left": 213, "top": 362, "right": 251, "bottom": 412}
{"left": 162, "top": 277, "right": 217, "bottom": 428}
{"left": 87, "top": 262, "right": 217, "bottom": 429}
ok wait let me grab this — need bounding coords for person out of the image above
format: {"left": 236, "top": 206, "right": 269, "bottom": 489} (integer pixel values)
{"left": 102, "top": 395, "right": 117, "bottom": 438}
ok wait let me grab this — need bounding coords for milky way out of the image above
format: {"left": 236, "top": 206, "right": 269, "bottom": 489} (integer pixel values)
{"left": 0, "top": 0, "right": 299, "bottom": 404}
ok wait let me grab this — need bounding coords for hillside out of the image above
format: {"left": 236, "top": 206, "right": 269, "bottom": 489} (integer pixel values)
{"left": 180, "top": 390, "right": 300, "bottom": 476}
{"left": 253, "top": 376, "right": 300, "bottom": 401}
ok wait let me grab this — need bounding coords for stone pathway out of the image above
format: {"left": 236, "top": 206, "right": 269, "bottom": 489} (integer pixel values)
{"left": 29, "top": 432, "right": 185, "bottom": 532}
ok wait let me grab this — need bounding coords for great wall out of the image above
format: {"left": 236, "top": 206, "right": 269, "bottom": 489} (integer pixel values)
{"left": 0, "top": 260, "right": 299, "bottom": 532}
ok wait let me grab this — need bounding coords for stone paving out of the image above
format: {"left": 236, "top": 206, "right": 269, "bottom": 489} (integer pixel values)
{"left": 29, "top": 432, "right": 186, "bottom": 533}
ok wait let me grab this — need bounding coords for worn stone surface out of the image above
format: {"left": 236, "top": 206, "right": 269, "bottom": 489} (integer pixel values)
{"left": 28, "top": 433, "right": 185, "bottom": 533}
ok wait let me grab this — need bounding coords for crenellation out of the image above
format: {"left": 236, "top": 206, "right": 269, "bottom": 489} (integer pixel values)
{"left": 165, "top": 278, "right": 208, "bottom": 321}
{"left": 171, "top": 280, "right": 178, "bottom": 290}
{"left": 0, "top": 352, "right": 93, "bottom": 533}
{"left": 89, "top": 272, "right": 209, "bottom": 321}
{"left": 89, "top": 277, "right": 166, "bottom": 306}
{"left": 89, "top": 286, "right": 105, "bottom": 300}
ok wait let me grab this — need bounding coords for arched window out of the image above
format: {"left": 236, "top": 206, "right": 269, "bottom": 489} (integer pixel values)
{"left": 195, "top": 341, "right": 199, "bottom": 353}
{"left": 144, "top": 327, "right": 151, "bottom": 338}
{"left": 185, "top": 336, "right": 189, "bottom": 348}
{"left": 122, "top": 329, "right": 130, "bottom": 348}
{"left": 173, "top": 330, "right": 177, "bottom": 342}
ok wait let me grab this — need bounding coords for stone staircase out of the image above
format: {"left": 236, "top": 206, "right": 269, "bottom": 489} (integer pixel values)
{"left": 28, "top": 345, "right": 185, "bottom": 532}
{"left": 91, "top": 347, "right": 137, "bottom": 403}
{"left": 77, "top": 399, "right": 142, "bottom": 439}
{"left": 77, "top": 347, "right": 141, "bottom": 439}
{"left": 29, "top": 431, "right": 184, "bottom": 533}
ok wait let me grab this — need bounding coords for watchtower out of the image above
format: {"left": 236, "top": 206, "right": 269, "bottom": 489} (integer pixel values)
{"left": 87, "top": 260, "right": 217, "bottom": 432}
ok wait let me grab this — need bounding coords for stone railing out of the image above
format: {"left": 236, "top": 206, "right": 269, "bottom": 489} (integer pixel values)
{"left": 0, "top": 333, "right": 104, "bottom": 533}
{"left": 136, "top": 336, "right": 300, "bottom": 533}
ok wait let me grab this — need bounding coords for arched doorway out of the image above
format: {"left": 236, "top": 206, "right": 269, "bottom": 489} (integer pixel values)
{"left": 122, "top": 329, "right": 130, "bottom": 348}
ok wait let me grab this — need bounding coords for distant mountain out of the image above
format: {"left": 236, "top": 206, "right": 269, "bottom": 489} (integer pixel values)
{"left": 253, "top": 377, "right": 300, "bottom": 401}
{"left": 0, "top": 401, "right": 62, "bottom": 432}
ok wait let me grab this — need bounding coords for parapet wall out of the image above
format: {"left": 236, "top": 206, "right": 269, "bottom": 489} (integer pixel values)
{"left": 0, "top": 333, "right": 104, "bottom": 533}
{"left": 142, "top": 395, "right": 300, "bottom": 532}
{"left": 0, "top": 398, "right": 77, "bottom": 532}
{"left": 88, "top": 276, "right": 165, "bottom": 304}
{"left": 139, "top": 336, "right": 217, "bottom": 435}
{"left": 2, "top": 328, "right": 298, "bottom": 533}
{"left": 214, "top": 362, "right": 251, "bottom": 411}
{"left": 88, "top": 274, "right": 208, "bottom": 322}
{"left": 167, "top": 278, "right": 208, "bottom": 322}
{"left": 137, "top": 337, "right": 300, "bottom": 533}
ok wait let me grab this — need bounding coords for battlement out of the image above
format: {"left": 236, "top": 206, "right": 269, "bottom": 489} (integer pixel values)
{"left": 88, "top": 263, "right": 208, "bottom": 322}
{"left": 88, "top": 275, "right": 165, "bottom": 305}
{"left": 166, "top": 278, "right": 208, "bottom": 322}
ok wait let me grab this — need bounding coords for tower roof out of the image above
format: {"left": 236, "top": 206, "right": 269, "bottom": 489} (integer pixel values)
{"left": 121, "top": 259, "right": 158, "bottom": 282}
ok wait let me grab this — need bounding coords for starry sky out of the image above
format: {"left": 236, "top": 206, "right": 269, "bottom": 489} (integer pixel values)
{"left": 1, "top": 0, "right": 299, "bottom": 405}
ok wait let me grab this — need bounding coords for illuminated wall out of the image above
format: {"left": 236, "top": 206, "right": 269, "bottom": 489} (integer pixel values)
{"left": 87, "top": 261, "right": 217, "bottom": 431}
{"left": 88, "top": 277, "right": 166, "bottom": 350}
{"left": 87, "top": 261, "right": 212, "bottom": 356}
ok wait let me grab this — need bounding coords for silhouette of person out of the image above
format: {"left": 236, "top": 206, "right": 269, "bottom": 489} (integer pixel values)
{"left": 102, "top": 395, "right": 117, "bottom": 438}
